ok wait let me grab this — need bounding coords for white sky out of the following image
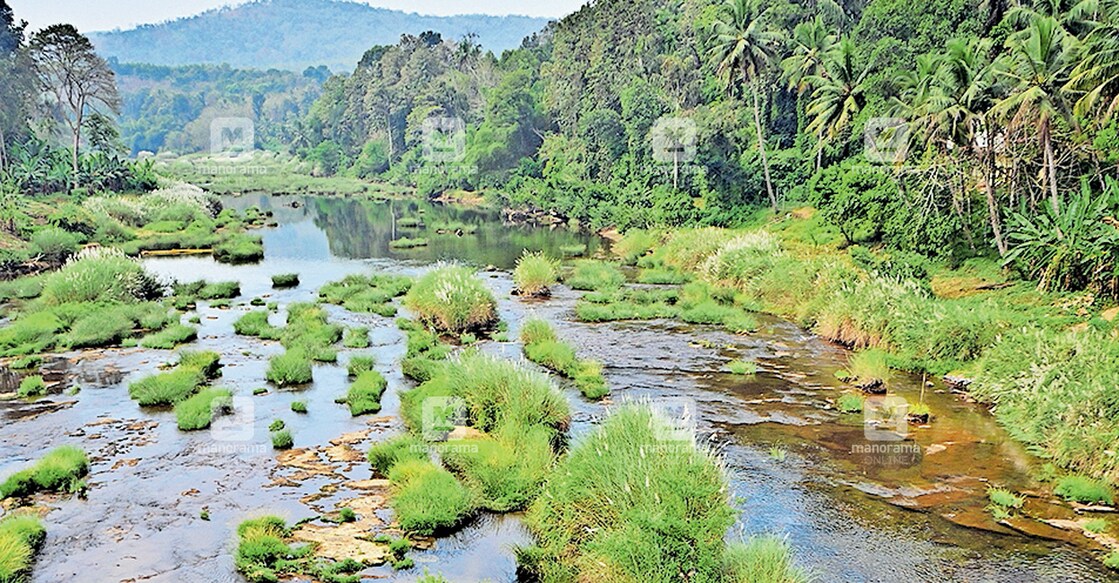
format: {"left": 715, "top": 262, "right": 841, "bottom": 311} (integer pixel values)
{"left": 8, "top": 0, "right": 586, "bottom": 33}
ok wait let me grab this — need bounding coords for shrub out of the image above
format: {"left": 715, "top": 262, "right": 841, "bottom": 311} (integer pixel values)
{"left": 40, "top": 247, "right": 161, "bottom": 305}
{"left": 347, "top": 355, "right": 375, "bottom": 377}
{"left": 513, "top": 251, "right": 560, "bottom": 297}
{"left": 272, "top": 273, "right": 299, "bottom": 288}
{"left": 30, "top": 227, "right": 80, "bottom": 263}
{"left": 722, "top": 535, "right": 811, "bottom": 583}
{"left": 213, "top": 234, "right": 264, "bottom": 264}
{"left": 388, "top": 460, "right": 475, "bottom": 535}
{"left": 1054, "top": 475, "right": 1115, "bottom": 505}
{"left": 520, "top": 406, "right": 736, "bottom": 582}
{"left": 404, "top": 265, "right": 497, "bottom": 334}
{"left": 140, "top": 324, "right": 197, "bottom": 349}
{"left": 271, "top": 429, "right": 294, "bottom": 450}
{"left": 266, "top": 351, "right": 313, "bottom": 386}
{"left": 175, "top": 388, "right": 233, "bottom": 431}
{"left": 0, "top": 446, "right": 88, "bottom": 499}
{"left": 17, "top": 375, "right": 45, "bottom": 397}
{"left": 346, "top": 370, "right": 387, "bottom": 416}
{"left": 564, "top": 260, "right": 625, "bottom": 291}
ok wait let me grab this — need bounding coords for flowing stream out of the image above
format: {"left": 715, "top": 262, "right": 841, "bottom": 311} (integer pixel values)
{"left": 1, "top": 193, "right": 1115, "bottom": 582}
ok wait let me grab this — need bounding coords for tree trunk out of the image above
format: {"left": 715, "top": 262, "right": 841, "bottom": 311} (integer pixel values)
{"left": 1042, "top": 118, "right": 1059, "bottom": 215}
{"left": 982, "top": 120, "right": 1007, "bottom": 256}
{"left": 750, "top": 78, "right": 777, "bottom": 212}
{"left": 71, "top": 100, "right": 84, "bottom": 193}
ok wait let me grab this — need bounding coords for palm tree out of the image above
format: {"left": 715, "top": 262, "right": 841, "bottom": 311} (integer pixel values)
{"left": 805, "top": 38, "right": 870, "bottom": 157}
{"left": 994, "top": 15, "right": 1081, "bottom": 214}
{"left": 1067, "top": 0, "right": 1119, "bottom": 119}
{"left": 710, "top": 0, "right": 780, "bottom": 212}
{"left": 781, "top": 17, "right": 836, "bottom": 94}
{"left": 933, "top": 38, "right": 1010, "bottom": 255}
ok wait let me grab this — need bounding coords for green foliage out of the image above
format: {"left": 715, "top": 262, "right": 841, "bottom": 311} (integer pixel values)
{"left": 271, "top": 273, "right": 299, "bottom": 288}
{"left": 266, "top": 351, "right": 313, "bottom": 386}
{"left": 727, "top": 360, "right": 757, "bottom": 375}
{"left": 129, "top": 367, "right": 207, "bottom": 406}
{"left": 271, "top": 430, "right": 294, "bottom": 450}
{"left": 16, "top": 375, "right": 45, "bottom": 397}
{"left": 342, "top": 327, "right": 370, "bottom": 348}
{"left": 345, "top": 370, "right": 387, "bottom": 416}
{"left": 39, "top": 248, "right": 161, "bottom": 305}
{"left": 1054, "top": 475, "right": 1115, "bottom": 505}
{"left": 722, "top": 536, "right": 811, "bottom": 583}
{"left": 213, "top": 234, "right": 264, "bottom": 264}
{"left": 197, "top": 281, "right": 241, "bottom": 300}
{"left": 346, "top": 355, "right": 375, "bottom": 377}
{"left": 520, "top": 406, "right": 736, "bottom": 582}
{"left": 388, "top": 460, "right": 476, "bottom": 535}
{"left": 234, "top": 311, "right": 282, "bottom": 340}
{"left": 0, "top": 514, "right": 45, "bottom": 583}
{"left": 987, "top": 488, "right": 1024, "bottom": 509}
{"left": 513, "top": 251, "right": 560, "bottom": 296}
{"left": 291, "top": 401, "right": 307, "bottom": 414}
{"left": 175, "top": 388, "right": 233, "bottom": 431}
{"left": 836, "top": 393, "right": 864, "bottom": 413}
{"left": 318, "top": 274, "right": 411, "bottom": 315}
{"left": 564, "top": 260, "right": 625, "bottom": 292}
{"left": 139, "top": 324, "right": 197, "bottom": 349}
{"left": 0, "top": 446, "right": 89, "bottom": 499}
{"left": 367, "top": 434, "right": 428, "bottom": 476}
{"left": 520, "top": 318, "right": 608, "bottom": 400}
{"left": 404, "top": 266, "right": 497, "bottom": 334}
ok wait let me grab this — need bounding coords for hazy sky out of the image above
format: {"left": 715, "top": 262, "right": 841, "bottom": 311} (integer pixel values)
{"left": 8, "top": 0, "right": 586, "bottom": 32}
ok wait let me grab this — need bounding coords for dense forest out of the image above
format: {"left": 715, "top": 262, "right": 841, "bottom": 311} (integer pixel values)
{"left": 297, "top": 0, "right": 1119, "bottom": 299}
{"left": 112, "top": 61, "right": 325, "bottom": 155}
{"left": 88, "top": 0, "right": 550, "bottom": 72}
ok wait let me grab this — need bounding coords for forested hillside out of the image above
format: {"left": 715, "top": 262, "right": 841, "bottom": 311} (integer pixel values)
{"left": 89, "top": 0, "right": 551, "bottom": 71}
{"left": 112, "top": 61, "right": 324, "bottom": 155}
{"left": 297, "top": 0, "right": 1119, "bottom": 299}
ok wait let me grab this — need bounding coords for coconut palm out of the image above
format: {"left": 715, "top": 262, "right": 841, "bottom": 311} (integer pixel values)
{"left": 1067, "top": 0, "right": 1119, "bottom": 119}
{"left": 805, "top": 38, "right": 870, "bottom": 157}
{"left": 781, "top": 17, "right": 836, "bottom": 94}
{"left": 710, "top": 0, "right": 780, "bottom": 212}
{"left": 994, "top": 15, "right": 1081, "bottom": 214}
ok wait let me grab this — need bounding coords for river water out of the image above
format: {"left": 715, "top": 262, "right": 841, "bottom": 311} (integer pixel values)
{"left": 0, "top": 193, "right": 1114, "bottom": 582}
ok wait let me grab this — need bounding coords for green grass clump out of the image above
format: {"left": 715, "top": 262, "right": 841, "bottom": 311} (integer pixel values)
{"left": 519, "top": 406, "right": 737, "bottom": 582}
{"left": 269, "top": 419, "right": 285, "bottom": 432}
{"left": 1054, "top": 475, "right": 1115, "bottom": 505}
{"left": 213, "top": 234, "right": 264, "bottom": 264}
{"left": 178, "top": 350, "right": 223, "bottom": 379}
{"left": 345, "top": 370, "right": 387, "bottom": 416}
{"left": 266, "top": 351, "right": 313, "bottom": 386}
{"left": 368, "top": 434, "right": 428, "bottom": 476}
{"left": 843, "top": 349, "right": 892, "bottom": 388}
{"left": 291, "top": 401, "right": 307, "bottom": 414}
{"left": 836, "top": 393, "right": 865, "bottom": 413}
{"left": 987, "top": 488, "right": 1025, "bottom": 509}
{"left": 404, "top": 265, "right": 497, "bottom": 335}
{"left": 388, "top": 459, "right": 476, "bottom": 535}
{"left": 233, "top": 311, "right": 283, "bottom": 340}
{"left": 564, "top": 260, "right": 625, "bottom": 291}
{"left": 520, "top": 318, "right": 609, "bottom": 400}
{"left": 389, "top": 237, "right": 429, "bottom": 249}
{"left": 1105, "top": 551, "right": 1119, "bottom": 570}
{"left": 39, "top": 248, "right": 161, "bottom": 305}
{"left": 319, "top": 274, "right": 412, "bottom": 315}
{"left": 727, "top": 360, "right": 758, "bottom": 375}
{"left": 443, "top": 425, "right": 556, "bottom": 512}
{"left": 271, "top": 429, "right": 294, "bottom": 450}
{"left": 574, "top": 300, "right": 679, "bottom": 322}
{"left": 129, "top": 367, "right": 207, "bottom": 406}
{"left": 722, "top": 535, "right": 811, "bottom": 583}
{"left": 17, "top": 376, "right": 45, "bottom": 397}
{"left": 1084, "top": 518, "right": 1109, "bottom": 533}
{"left": 271, "top": 273, "right": 299, "bottom": 288}
{"left": 0, "top": 514, "right": 46, "bottom": 583}
{"left": 279, "top": 303, "right": 342, "bottom": 361}
{"left": 513, "top": 251, "right": 560, "bottom": 297}
{"left": 346, "top": 355, "right": 375, "bottom": 377}
{"left": 637, "top": 267, "right": 690, "bottom": 285}
{"left": 0, "top": 446, "right": 89, "bottom": 499}
{"left": 558, "top": 243, "right": 586, "bottom": 257}
{"left": 139, "top": 324, "right": 197, "bottom": 349}
{"left": 175, "top": 388, "right": 233, "bottom": 431}
{"left": 613, "top": 229, "right": 661, "bottom": 265}
{"left": 343, "top": 327, "right": 370, "bottom": 348}
{"left": 233, "top": 516, "right": 304, "bottom": 583}
{"left": 197, "top": 281, "right": 241, "bottom": 300}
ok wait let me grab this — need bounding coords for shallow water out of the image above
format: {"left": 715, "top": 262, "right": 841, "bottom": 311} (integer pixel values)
{"left": 1, "top": 193, "right": 1115, "bottom": 582}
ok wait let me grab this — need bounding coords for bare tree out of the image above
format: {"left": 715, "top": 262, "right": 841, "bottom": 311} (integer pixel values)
{"left": 30, "top": 24, "right": 119, "bottom": 189}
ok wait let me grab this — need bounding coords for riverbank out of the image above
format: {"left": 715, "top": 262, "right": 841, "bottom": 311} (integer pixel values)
{"left": 610, "top": 210, "right": 1119, "bottom": 489}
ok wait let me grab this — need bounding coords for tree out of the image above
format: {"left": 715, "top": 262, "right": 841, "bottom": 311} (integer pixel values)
{"left": 805, "top": 38, "right": 870, "bottom": 158}
{"left": 710, "top": 0, "right": 780, "bottom": 212}
{"left": 1067, "top": 0, "right": 1119, "bottom": 120}
{"left": 0, "top": 0, "right": 35, "bottom": 173}
{"left": 30, "top": 24, "right": 120, "bottom": 189}
{"left": 994, "top": 16, "right": 1080, "bottom": 214}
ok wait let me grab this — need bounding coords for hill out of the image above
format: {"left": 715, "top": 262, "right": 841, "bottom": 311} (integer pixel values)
{"left": 89, "top": 0, "right": 551, "bottom": 71}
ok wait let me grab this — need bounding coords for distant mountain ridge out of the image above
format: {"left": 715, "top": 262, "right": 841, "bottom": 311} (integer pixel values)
{"left": 89, "top": 0, "right": 552, "bottom": 71}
